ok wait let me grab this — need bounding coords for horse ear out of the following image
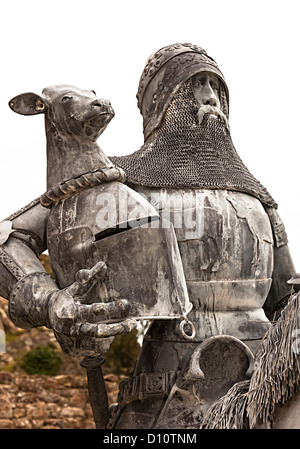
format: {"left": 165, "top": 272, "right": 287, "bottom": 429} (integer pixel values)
{"left": 8, "top": 92, "right": 48, "bottom": 115}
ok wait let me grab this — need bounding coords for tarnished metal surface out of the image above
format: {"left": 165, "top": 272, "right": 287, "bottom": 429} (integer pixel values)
{"left": 40, "top": 167, "right": 126, "bottom": 208}
{"left": 5, "top": 83, "right": 195, "bottom": 424}
{"left": 154, "top": 336, "right": 254, "bottom": 429}
{"left": 108, "top": 43, "right": 297, "bottom": 429}
{"left": 9, "top": 86, "right": 115, "bottom": 190}
{"left": 0, "top": 43, "right": 298, "bottom": 430}
{"left": 112, "top": 63, "right": 277, "bottom": 210}
{"left": 47, "top": 181, "right": 191, "bottom": 324}
{"left": 80, "top": 356, "right": 109, "bottom": 429}
{"left": 136, "top": 43, "right": 229, "bottom": 140}
{"left": 5, "top": 84, "right": 193, "bottom": 357}
{"left": 135, "top": 186, "right": 273, "bottom": 342}
{"left": 114, "top": 335, "right": 254, "bottom": 429}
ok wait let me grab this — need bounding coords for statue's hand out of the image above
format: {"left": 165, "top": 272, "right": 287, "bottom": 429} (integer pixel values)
{"left": 47, "top": 261, "right": 137, "bottom": 357}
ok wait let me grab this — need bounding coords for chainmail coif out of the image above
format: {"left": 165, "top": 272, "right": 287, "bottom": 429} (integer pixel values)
{"left": 111, "top": 79, "right": 277, "bottom": 208}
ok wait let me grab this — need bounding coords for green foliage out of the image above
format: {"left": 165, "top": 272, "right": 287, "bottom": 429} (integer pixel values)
{"left": 21, "top": 345, "right": 62, "bottom": 376}
{"left": 0, "top": 363, "right": 16, "bottom": 373}
{"left": 104, "top": 329, "right": 141, "bottom": 376}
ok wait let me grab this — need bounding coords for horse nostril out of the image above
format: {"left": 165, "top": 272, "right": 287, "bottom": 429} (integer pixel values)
{"left": 91, "top": 99, "right": 112, "bottom": 110}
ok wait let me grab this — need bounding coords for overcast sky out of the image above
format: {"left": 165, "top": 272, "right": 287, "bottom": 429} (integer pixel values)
{"left": 1, "top": 0, "right": 299, "bottom": 269}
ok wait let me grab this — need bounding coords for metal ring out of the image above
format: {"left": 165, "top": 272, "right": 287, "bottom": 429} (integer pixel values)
{"left": 179, "top": 318, "right": 196, "bottom": 341}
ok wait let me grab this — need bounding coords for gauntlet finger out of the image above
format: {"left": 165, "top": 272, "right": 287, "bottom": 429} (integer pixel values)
{"left": 78, "top": 299, "right": 130, "bottom": 322}
{"left": 66, "top": 261, "right": 107, "bottom": 297}
{"left": 78, "top": 336, "right": 115, "bottom": 357}
{"left": 93, "top": 299, "right": 130, "bottom": 320}
{"left": 53, "top": 330, "right": 114, "bottom": 358}
{"left": 75, "top": 261, "right": 107, "bottom": 286}
{"left": 79, "top": 319, "right": 137, "bottom": 338}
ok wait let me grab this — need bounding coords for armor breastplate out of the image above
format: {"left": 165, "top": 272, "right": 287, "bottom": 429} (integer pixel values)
{"left": 135, "top": 186, "right": 274, "bottom": 342}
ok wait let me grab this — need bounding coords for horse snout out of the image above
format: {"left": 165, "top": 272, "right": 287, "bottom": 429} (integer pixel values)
{"left": 91, "top": 99, "right": 111, "bottom": 108}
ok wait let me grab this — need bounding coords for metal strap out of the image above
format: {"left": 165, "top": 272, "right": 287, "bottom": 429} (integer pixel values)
{"left": 0, "top": 247, "right": 24, "bottom": 281}
{"left": 265, "top": 207, "right": 288, "bottom": 247}
{"left": 118, "top": 371, "right": 178, "bottom": 406}
{"left": 40, "top": 167, "right": 126, "bottom": 208}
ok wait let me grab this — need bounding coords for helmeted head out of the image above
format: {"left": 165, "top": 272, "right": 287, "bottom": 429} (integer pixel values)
{"left": 137, "top": 43, "right": 229, "bottom": 140}
{"left": 112, "top": 43, "right": 277, "bottom": 209}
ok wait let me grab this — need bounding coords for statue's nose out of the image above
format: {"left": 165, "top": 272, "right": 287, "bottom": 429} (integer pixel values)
{"left": 202, "top": 87, "right": 218, "bottom": 107}
{"left": 91, "top": 99, "right": 111, "bottom": 108}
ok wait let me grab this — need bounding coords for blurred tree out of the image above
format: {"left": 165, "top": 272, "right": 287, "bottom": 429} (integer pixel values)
{"left": 104, "top": 329, "right": 141, "bottom": 376}
{"left": 21, "top": 344, "right": 62, "bottom": 376}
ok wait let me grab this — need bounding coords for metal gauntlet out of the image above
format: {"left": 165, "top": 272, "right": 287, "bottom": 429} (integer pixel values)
{"left": 9, "top": 271, "right": 58, "bottom": 329}
{"left": 0, "top": 198, "right": 52, "bottom": 329}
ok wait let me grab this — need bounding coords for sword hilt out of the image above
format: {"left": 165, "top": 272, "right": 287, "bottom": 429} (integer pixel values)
{"left": 80, "top": 356, "right": 110, "bottom": 429}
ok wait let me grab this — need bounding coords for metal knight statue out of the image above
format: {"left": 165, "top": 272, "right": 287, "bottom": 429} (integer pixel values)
{"left": 0, "top": 43, "right": 299, "bottom": 430}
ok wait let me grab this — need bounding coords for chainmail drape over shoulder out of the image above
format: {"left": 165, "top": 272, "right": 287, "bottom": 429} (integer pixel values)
{"left": 111, "top": 80, "right": 277, "bottom": 209}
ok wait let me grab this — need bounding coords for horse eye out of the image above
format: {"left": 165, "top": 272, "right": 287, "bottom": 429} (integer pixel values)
{"left": 91, "top": 90, "right": 97, "bottom": 95}
{"left": 61, "top": 96, "right": 73, "bottom": 103}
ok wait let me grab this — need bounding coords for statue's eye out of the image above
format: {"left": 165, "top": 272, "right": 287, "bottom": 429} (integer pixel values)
{"left": 91, "top": 90, "right": 97, "bottom": 95}
{"left": 61, "top": 95, "right": 73, "bottom": 103}
{"left": 194, "top": 81, "right": 203, "bottom": 88}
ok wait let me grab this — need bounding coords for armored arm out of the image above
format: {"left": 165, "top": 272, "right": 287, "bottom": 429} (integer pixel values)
{"left": 0, "top": 199, "right": 66, "bottom": 331}
{"left": 0, "top": 199, "right": 136, "bottom": 357}
{"left": 0, "top": 198, "right": 50, "bottom": 304}
{"left": 263, "top": 207, "right": 297, "bottom": 320}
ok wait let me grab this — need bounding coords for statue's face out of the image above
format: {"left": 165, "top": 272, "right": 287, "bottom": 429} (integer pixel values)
{"left": 191, "top": 72, "right": 221, "bottom": 110}
{"left": 191, "top": 71, "right": 228, "bottom": 127}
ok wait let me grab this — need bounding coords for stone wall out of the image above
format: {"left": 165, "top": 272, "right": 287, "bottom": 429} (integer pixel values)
{"left": 0, "top": 371, "right": 119, "bottom": 429}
